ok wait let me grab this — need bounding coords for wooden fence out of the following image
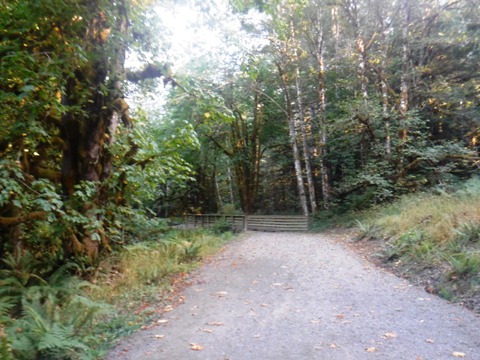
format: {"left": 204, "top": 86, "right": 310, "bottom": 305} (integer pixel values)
{"left": 184, "top": 214, "right": 309, "bottom": 232}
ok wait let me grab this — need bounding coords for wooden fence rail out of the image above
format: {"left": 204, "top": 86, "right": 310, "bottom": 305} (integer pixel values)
{"left": 185, "top": 214, "right": 309, "bottom": 232}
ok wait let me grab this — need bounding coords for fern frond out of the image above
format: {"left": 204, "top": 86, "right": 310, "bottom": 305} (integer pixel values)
{"left": 47, "top": 262, "right": 79, "bottom": 288}
{"left": 21, "top": 303, "right": 50, "bottom": 333}
{"left": 67, "top": 295, "right": 110, "bottom": 332}
{"left": 37, "top": 323, "right": 72, "bottom": 351}
{"left": 0, "top": 297, "right": 14, "bottom": 320}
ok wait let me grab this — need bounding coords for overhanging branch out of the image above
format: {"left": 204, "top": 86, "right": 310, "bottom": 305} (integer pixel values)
{"left": 126, "top": 63, "right": 176, "bottom": 86}
{"left": 0, "top": 212, "right": 47, "bottom": 227}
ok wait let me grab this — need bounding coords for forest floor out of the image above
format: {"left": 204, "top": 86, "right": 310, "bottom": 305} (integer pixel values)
{"left": 105, "top": 231, "right": 480, "bottom": 360}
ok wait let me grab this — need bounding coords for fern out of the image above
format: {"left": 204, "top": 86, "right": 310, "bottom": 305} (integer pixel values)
{"left": 0, "top": 297, "right": 14, "bottom": 320}
{"left": 1, "top": 254, "right": 109, "bottom": 359}
{"left": 37, "top": 323, "right": 88, "bottom": 353}
{"left": 7, "top": 287, "right": 108, "bottom": 360}
{"left": 0, "top": 335, "right": 14, "bottom": 360}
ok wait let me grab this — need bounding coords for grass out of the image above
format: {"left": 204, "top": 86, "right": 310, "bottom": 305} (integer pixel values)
{"left": 353, "top": 177, "right": 480, "bottom": 310}
{"left": 86, "top": 228, "right": 233, "bottom": 357}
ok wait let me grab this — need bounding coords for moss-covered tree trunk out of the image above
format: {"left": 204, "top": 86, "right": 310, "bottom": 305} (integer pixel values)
{"left": 60, "top": 5, "right": 129, "bottom": 259}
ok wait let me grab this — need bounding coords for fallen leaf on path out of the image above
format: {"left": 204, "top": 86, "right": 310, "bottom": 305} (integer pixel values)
{"left": 200, "top": 328, "right": 214, "bottom": 333}
{"left": 452, "top": 352, "right": 466, "bottom": 358}
{"left": 260, "top": 303, "right": 269, "bottom": 307}
{"left": 157, "top": 319, "right": 168, "bottom": 324}
{"left": 425, "top": 338, "right": 434, "bottom": 343}
{"left": 207, "top": 322, "right": 224, "bottom": 326}
{"left": 328, "top": 343, "right": 338, "bottom": 349}
{"left": 335, "top": 314, "right": 345, "bottom": 320}
{"left": 366, "top": 347, "right": 377, "bottom": 353}
{"left": 310, "top": 319, "right": 321, "bottom": 324}
{"left": 154, "top": 335, "right": 164, "bottom": 339}
{"left": 190, "top": 343, "right": 204, "bottom": 351}
{"left": 383, "top": 332, "right": 397, "bottom": 339}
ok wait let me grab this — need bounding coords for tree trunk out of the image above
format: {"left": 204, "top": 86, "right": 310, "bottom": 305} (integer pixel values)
{"left": 227, "top": 164, "right": 235, "bottom": 205}
{"left": 395, "top": 0, "right": 411, "bottom": 179}
{"left": 381, "top": 77, "right": 391, "bottom": 155}
{"left": 277, "top": 63, "right": 309, "bottom": 216}
{"left": 331, "top": 5, "right": 340, "bottom": 99}
{"left": 399, "top": 0, "right": 410, "bottom": 126}
{"left": 295, "top": 66, "right": 317, "bottom": 213}
{"left": 208, "top": 87, "right": 264, "bottom": 215}
{"left": 60, "top": 3, "right": 129, "bottom": 259}
{"left": 342, "top": 0, "right": 369, "bottom": 101}
{"left": 315, "top": 24, "right": 331, "bottom": 210}
{"left": 380, "top": 40, "right": 391, "bottom": 155}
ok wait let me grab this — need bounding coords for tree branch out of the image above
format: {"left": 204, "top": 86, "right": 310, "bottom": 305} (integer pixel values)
{"left": 0, "top": 212, "right": 47, "bottom": 227}
{"left": 126, "top": 63, "right": 175, "bottom": 85}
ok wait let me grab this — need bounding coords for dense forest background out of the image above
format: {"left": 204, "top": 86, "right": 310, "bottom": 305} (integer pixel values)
{"left": 1, "top": 0, "right": 479, "bottom": 268}
{"left": 163, "top": 0, "right": 480, "bottom": 217}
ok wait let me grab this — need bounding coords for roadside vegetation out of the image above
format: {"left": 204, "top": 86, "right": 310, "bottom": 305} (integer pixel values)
{"left": 0, "top": 227, "right": 233, "bottom": 360}
{"left": 353, "top": 177, "right": 480, "bottom": 311}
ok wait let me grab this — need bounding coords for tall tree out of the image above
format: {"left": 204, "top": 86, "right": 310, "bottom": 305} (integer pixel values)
{"left": 0, "top": 0, "right": 174, "bottom": 263}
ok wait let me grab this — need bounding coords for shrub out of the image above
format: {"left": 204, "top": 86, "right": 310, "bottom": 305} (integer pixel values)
{"left": 0, "top": 254, "right": 108, "bottom": 360}
{"left": 354, "top": 219, "right": 381, "bottom": 241}
{"left": 209, "top": 218, "right": 233, "bottom": 234}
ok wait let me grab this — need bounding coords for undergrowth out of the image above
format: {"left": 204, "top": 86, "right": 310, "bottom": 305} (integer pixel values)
{"left": 353, "top": 177, "right": 480, "bottom": 310}
{"left": 0, "top": 228, "right": 232, "bottom": 359}
{"left": 0, "top": 255, "right": 109, "bottom": 360}
{"left": 88, "top": 228, "right": 232, "bottom": 355}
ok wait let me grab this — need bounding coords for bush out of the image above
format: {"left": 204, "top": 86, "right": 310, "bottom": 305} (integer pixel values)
{"left": 209, "top": 218, "right": 233, "bottom": 234}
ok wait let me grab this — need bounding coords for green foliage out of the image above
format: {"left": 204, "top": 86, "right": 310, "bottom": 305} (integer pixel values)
{"left": 354, "top": 219, "right": 381, "bottom": 241}
{"left": 381, "top": 230, "right": 427, "bottom": 261}
{"left": 455, "top": 222, "right": 480, "bottom": 245}
{"left": 220, "top": 203, "right": 240, "bottom": 215}
{"left": 0, "top": 254, "right": 108, "bottom": 359}
{"left": 110, "top": 230, "right": 221, "bottom": 288}
{"left": 92, "top": 230, "right": 229, "bottom": 317}
{"left": 209, "top": 218, "right": 234, "bottom": 235}
{"left": 446, "top": 253, "right": 480, "bottom": 278}
{"left": 355, "top": 177, "right": 480, "bottom": 309}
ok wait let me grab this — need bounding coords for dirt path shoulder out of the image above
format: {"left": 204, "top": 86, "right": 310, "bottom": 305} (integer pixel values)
{"left": 106, "top": 232, "right": 480, "bottom": 360}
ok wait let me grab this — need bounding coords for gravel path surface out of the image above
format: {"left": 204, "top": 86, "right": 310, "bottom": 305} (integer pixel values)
{"left": 106, "top": 232, "right": 480, "bottom": 360}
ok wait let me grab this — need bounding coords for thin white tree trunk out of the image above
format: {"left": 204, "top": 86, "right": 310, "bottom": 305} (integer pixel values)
{"left": 289, "top": 117, "right": 309, "bottom": 216}
{"left": 357, "top": 36, "right": 369, "bottom": 100}
{"left": 215, "top": 172, "right": 223, "bottom": 210}
{"left": 277, "top": 63, "right": 308, "bottom": 216}
{"left": 315, "top": 21, "right": 331, "bottom": 210}
{"left": 227, "top": 163, "right": 235, "bottom": 205}
{"left": 399, "top": 0, "right": 410, "bottom": 124}
{"left": 332, "top": 5, "right": 340, "bottom": 99}
{"left": 295, "top": 66, "right": 317, "bottom": 213}
{"left": 380, "top": 48, "right": 391, "bottom": 155}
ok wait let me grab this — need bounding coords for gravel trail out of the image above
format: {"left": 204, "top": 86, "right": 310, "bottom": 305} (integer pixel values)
{"left": 106, "top": 232, "right": 480, "bottom": 360}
